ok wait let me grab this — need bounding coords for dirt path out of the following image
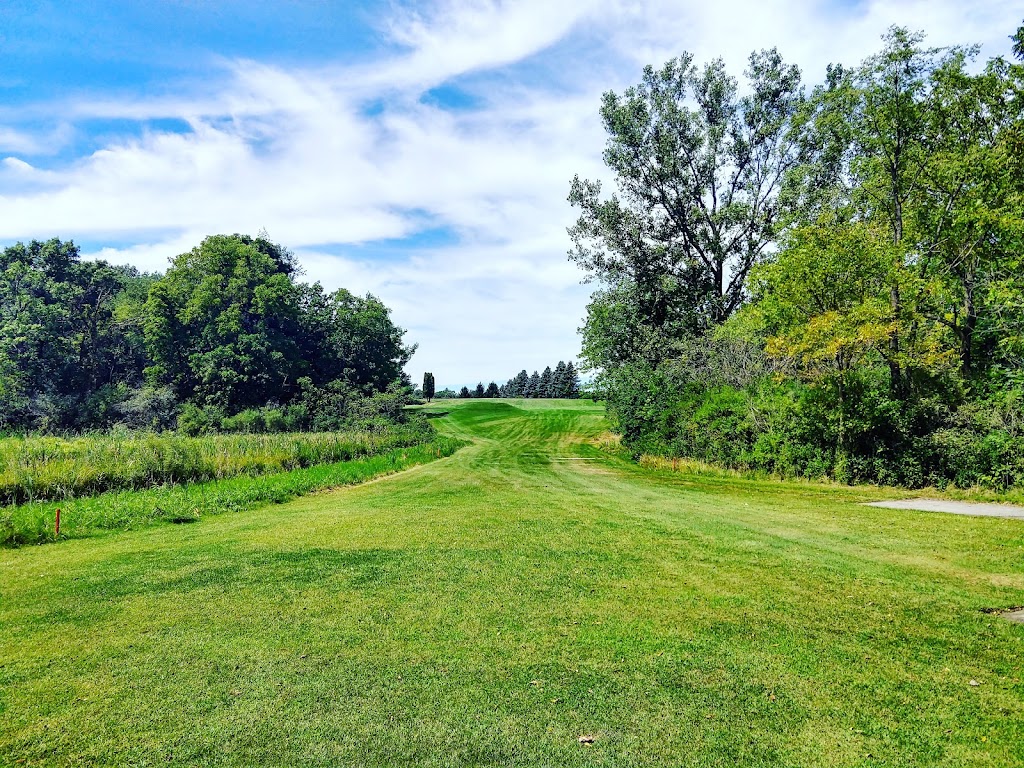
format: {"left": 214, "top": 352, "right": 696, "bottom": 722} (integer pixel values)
{"left": 865, "top": 499, "right": 1024, "bottom": 519}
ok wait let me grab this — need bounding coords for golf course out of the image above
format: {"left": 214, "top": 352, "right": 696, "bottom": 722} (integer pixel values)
{"left": 2, "top": 399, "right": 1022, "bottom": 766}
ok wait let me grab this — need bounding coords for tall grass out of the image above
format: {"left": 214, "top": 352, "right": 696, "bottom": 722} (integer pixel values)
{"left": 1, "top": 437, "right": 464, "bottom": 546}
{"left": 0, "top": 424, "right": 435, "bottom": 505}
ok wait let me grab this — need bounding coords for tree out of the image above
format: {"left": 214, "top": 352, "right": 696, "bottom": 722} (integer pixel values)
{"left": 526, "top": 371, "right": 541, "bottom": 398}
{"left": 474, "top": 382, "right": 485, "bottom": 398}
{"left": 914, "top": 51, "right": 1024, "bottom": 376}
{"left": 552, "top": 361, "right": 568, "bottom": 397}
{"left": 422, "top": 372, "right": 435, "bottom": 402}
{"left": 144, "top": 234, "right": 306, "bottom": 411}
{"left": 0, "top": 239, "right": 152, "bottom": 430}
{"left": 564, "top": 362, "right": 580, "bottom": 398}
{"left": 458, "top": 386, "right": 471, "bottom": 398}
{"left": 569, "top": 48, "right": 804, "bottom": 369}
{"left": 298, "top": 285, "right": 415, "bottom": 395}
{"left": 145, "top": 234, "right": 415, "bottom": 414}
{"left": 539, "top": 366, "right": 553, "bottom": 397}
{"left": 486, "top": 381, "right": 500, "bottom": 398}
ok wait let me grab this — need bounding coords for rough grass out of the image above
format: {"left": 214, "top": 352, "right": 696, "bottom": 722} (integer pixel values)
{"left": 2, "top": 399, "right": 1023, "bottom": 767}
{"left": 0, "top": 438, "right": 464, "bottom": 546}
{"left": 0, "top": 425, "right": 435, "bottom": 505}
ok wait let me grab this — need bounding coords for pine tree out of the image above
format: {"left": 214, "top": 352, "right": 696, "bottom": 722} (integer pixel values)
{"left": 422, "top": 372, "right": 435, "bottom": 402}
{"left": 512, "top": 370, "right": 529, "bottom": 397}
{"left": 540, "top": 366, "right": 553, "bottom": 398}
{"left": 474, "top": 382, "right": 485, "bottom": 398}
{"left": 526, "top": 371, "right": 541, "bottom": 398}
{"left": 459, "top": 386, "right": 471, "bottom": 398}
{"left": 564, "top": 362, "right": 580, "bottom": 398}
{"left": 552, "top": 361, "right": 568, "bottom": 398}
{"left": 486, "top": 381, "right": 500, "bottom": 398}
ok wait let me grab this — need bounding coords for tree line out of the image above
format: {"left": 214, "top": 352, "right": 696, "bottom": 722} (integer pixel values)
{"left": 423, "top": 361, "right": 581, "bottom": 400}
{"left": 0, "top": 234, "right": 415, "bottom": 433}
{"left": 572, "top": 24, "right": 1024, "bottom": 490}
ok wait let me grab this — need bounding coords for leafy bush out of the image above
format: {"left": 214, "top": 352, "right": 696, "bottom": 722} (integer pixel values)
{"left": 606, "top": 343, "right": 1024, "bottom": 490}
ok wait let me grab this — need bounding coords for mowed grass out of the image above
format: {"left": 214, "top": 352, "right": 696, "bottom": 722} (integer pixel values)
{"left": 2, "top": 399, "right": 1023, "bottom": 766}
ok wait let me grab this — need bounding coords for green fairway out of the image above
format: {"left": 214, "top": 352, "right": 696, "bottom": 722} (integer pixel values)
{"left": 2, "top": 399, "right": 1023, "bottom": 766}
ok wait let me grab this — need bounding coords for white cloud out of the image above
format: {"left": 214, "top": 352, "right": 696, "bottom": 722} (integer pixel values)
{"left": 3, "top": 0, "right": 1022, "bottom": 385}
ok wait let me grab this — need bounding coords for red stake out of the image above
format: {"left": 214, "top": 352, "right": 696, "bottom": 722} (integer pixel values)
{"left": 55, "top": 508, "right": 60, "bottom": 539}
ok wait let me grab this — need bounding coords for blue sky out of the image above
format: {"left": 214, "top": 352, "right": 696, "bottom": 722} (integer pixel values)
{"left": 1, "top": 0, "right": 1021, "bottom": 387}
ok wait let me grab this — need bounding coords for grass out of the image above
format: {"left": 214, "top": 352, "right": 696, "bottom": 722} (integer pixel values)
{"left": 0, "top": 424, "right": 436, "bottom": 505}
{"left": 0, "top": 438, "right": 464, "bottom": 546}
{"left": 2, "top": 398, "right": 1023, "bottom": 766}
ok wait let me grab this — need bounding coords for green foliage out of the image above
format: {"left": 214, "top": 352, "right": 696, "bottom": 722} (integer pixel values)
{"left": 569, "top": 48, "right": 804, "bottom": 370}
{"left": 0, "top": 239, "right": 154, "bottom": 431}
{"left": 422, "top": 372, "right": 435, "bottom": 402}
{"left": 143, "top": 234, "right": 303, "bottom": 411}
{"left": 0, "top": 233, "right": 415, "bottom": 435}
{"left": 1, "top": 435, "right": 462, "bottom": 546}
{"left": 0, "top": 420, "right": 437, "bottom": 508}
{"left": 584, "top": 26, "right": 1024, "bottom": 493}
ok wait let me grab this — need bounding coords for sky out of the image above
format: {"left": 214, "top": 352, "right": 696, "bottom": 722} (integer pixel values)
{"left": 1, "top": 1, "right": 1021, "bottom": 388}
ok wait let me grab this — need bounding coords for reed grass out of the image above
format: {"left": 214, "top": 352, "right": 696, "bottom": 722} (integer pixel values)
{"left": 0, "top": 425, "right": 434, "bottom": 505}
{"left": 1, "top": 437, "right": 464, "bottom": 546}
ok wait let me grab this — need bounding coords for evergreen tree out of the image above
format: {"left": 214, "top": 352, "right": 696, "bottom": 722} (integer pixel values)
{"left": 526, "top": 371, "right": 541, "bottom": 398}
{"left": 422, "top": 372, "right": 435, "bottom": 402}
{"left": 486, "top": 381, "right": 500, "bottom": 398}
{"left": 564, "top": 362, "right": 580, "bottom": 398}
{"left": 552, "top": 361, "right": 568, "bottom": 398}
{"left": 458, "top": 386, "right": 471, "bottom": 398}
{"left": 540, "top": 366, "right": 553, "bottom": 398}
{"left": 512, "top": 369, "right": 529, "bottom": 397}
{"left": 474, "top": 382, "right": 485, "bottom": 398}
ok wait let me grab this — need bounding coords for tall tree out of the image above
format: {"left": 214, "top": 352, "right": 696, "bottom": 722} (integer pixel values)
{"left": 915, "top": 51, "right": 1024, "bottom": 376}
{"left": 569, "top": 48, "right": 804, "bottom": 369}
{"left": 539, "top": 366, "right": 553, "bottom": 397}
{"left": 512, "top": 369, "right": 529, "bottom": 397}
{"left": 474, "top": 382, "right": 485, "bottom": 398}
{"left": 552, "top": 361, "right": 568, "bottom": 397}
{"left": 526, "top": 371, "right": 541, "bottom": 398}
{"left": 564, "top": 362, "right": 580, "bottom": 398}
{"left": 0, "top": 239, "right": 152, "bottom": 430}
{"left": 485, "top": 381, "right": 500, "bottom": 398}
{"left": 144, "top": 234, "right": 305, "bottom": 411}
{"left": 422, "top": 372, "right": 435, "bottom": 402}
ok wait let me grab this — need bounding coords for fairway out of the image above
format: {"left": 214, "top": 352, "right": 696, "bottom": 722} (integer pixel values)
{"left": 2, "top": 399, "right": 1023, "bottom": 766}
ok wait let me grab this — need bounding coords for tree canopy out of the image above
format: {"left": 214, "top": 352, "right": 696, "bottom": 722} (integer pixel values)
{"left": 0, "top": 233, "right": 416, "bottom": 433}
{"left": 577, "top": 24, "right": 1024, "bottom": 490}
{"left": 569, "top": 48, "right": 804, "bottom": 369}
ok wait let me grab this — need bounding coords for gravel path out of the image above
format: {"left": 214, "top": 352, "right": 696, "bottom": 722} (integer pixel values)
{"left": 865, "top": 499, "right": 1024, "bottom": 519}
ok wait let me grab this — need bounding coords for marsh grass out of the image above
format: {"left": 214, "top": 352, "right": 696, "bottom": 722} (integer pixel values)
{"left": 0, "top": 437, "right": 463, "bottom": 546}
{"left": 0, "top": 424, "right": 435, "bottom": 506}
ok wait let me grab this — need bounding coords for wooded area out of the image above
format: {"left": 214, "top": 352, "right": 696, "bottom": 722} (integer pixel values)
{"left": 572, "top": 25, "right": 1024, "bottom": 490}
{"left": 0, "top": 234, "right": 414, "bottom": 433}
